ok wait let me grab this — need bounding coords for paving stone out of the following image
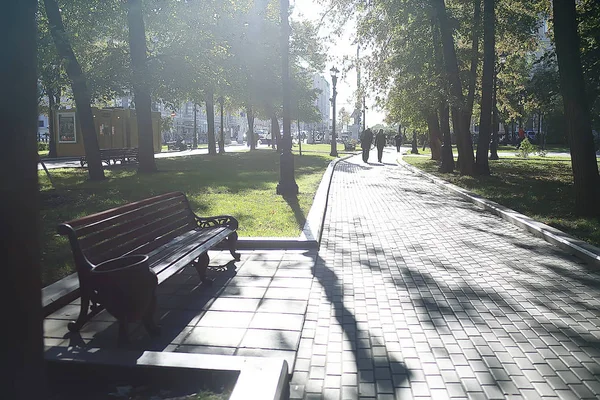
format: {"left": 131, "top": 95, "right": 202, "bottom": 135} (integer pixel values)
{"left": 239, "top": 328, "right": 300, "bottom": 350}
{"left": 257, "top": 298, "right": 308, "bottom": 314}
{"left": 195, "top": 310, "right": 254, "bottom": 328}
{"left": 249, "top": 312, "right": 304, "bottom": 331}
{"left": 182, "top": 327, "right": 246, "bottom": 347}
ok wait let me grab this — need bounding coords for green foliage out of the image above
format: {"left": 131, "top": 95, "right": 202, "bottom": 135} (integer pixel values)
{"left": 517, "top": 138, "right": 535, "bottom": 158}
{"left": 38, "top": 142, "right": 49, "bottom": 151}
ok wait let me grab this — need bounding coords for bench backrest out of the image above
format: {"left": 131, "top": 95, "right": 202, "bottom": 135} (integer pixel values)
{"left": 58, "top": 192, "right": 197, "bottom": 268}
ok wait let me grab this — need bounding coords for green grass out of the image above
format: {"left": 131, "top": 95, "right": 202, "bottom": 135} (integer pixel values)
{"left": 292, "top": 143, "right": 361, "bottom": 153}
{"left": 39, "top": 150, "right": 49, "bottom": 157}
{"left": 403, "top": 156, "right": 600, "bottom": 248}
{"left": 39, "top": 150, "right": 332, "bottom": 285}
{"left": 161, "top": 144, "right": 209, "bottom": 151}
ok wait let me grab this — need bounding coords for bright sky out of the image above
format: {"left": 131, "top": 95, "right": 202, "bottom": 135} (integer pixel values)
{"left": 292, "top": 0, "right": 386, "bottom": 126}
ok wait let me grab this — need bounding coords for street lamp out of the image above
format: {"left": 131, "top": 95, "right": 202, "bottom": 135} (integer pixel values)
{"left": 490, "top": 53, "right": 507, "bottom": 160}
{"left": 330, "top": 66, "right": 339, "bottom": 157}
{"left": 363, "top": 96, "right": 367, "bottom": 132}
{"left": 218, "top": 96, "right": 225, "bottom": 154}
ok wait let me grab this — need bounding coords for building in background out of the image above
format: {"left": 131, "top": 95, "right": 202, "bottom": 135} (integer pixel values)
{"left": 312, "top": 73, "right": 331, "bottom": 132}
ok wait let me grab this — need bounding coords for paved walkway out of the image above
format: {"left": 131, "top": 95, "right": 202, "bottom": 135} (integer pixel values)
{"left": 291, "top": 148, "right": 600, "bottom": 399}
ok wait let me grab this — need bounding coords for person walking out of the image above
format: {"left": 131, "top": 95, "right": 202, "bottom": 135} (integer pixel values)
{"left": 394, "top": 132, "right": 402, "bottom": 152}
{"left": 375, "top": 129, "right": 386, "bottom": 163}
{"left": 360, "top": 128, "right": 374, "bottom": 163}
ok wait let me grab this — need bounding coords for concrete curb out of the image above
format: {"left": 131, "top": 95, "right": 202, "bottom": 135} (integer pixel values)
{"left": 398, "top": 157, "right": 600, "bottom": 268}
{"left": 300, "top": 154, "right": 356, "bottom": 248}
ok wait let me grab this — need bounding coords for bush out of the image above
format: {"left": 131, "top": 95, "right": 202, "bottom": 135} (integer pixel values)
{"left": 517, "top": 138, "right": 535, "bottom": 158}
{"left": 38, "top": 142, "right": 48, "bottom": 151}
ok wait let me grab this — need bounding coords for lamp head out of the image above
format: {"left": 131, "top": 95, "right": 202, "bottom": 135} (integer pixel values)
{"left": 330, "top": 66, "right": 339, "bottom": 86}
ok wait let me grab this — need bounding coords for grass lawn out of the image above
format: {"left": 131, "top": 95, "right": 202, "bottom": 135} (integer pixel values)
{"left": 39, "top": 150, "right": 49, "bottom": 158}
{"left": 39, "top": 150, "right": 332, "bottom": 285}
{"left": 403, "top": 156, "right": 600, "bottom": 248}
{"left": 161, "top": 144, "right": 209, "bottom": 152}
{"left": 292, "top": 143, "right": 361, "bottom": 154}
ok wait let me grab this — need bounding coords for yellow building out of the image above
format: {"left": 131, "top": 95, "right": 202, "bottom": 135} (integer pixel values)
{"left": 54, "top": 108, "right": 161, "bottom": 158}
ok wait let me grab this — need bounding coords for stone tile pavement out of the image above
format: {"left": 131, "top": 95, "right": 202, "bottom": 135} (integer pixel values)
{"left": 43, "top": 146, "right": 600, "bottom": 400}
{"left": 290, "top": 148, "right": 600, "bottom": 399}
{"left": 44, "top": 250, "right": 316, "bottom": 369}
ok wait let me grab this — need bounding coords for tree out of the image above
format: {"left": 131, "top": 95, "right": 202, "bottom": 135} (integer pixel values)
{"left": 2, "top": 1, "right": 46, "bottom": 398}
{"left": 127, "top": 0, "right": 157, "bottom": 173}
{"left": 553, "top": 0, "right": 600, "bottom": 216}
{"left": 338, "top": 107, "right": 351, "bottom": 131}
{"left": 44, "top": 0, "right": 105, "bottom": 180}
{"left": 475, "top": 0, "right": 495, "bottom": 174}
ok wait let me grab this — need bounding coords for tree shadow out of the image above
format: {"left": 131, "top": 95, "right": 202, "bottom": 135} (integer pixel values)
{"left": 311, "top": 253, "right": 411, "bottom": 391}
{"left": 283, "top": 194, "right": 306, "bottom": 230}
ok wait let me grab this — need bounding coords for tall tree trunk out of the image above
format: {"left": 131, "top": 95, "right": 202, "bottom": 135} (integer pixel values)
{"left": 206, "top": 91, "right": 217, "bottom": 155}
{"left": 553, "top": 0, "right": 600, "bottom": 216}
{"left": 47, "top": 89, "right": 57, "bottom": 158}
{"left": 464, "top": 0, "right": 482, "bottom": 128}
{"left": 426, "top": 111, "right": 442, "bottom": 161}
{"left": 475, "top": 0, "right": 495, "bottom": 174}
{"left": 44, "top": 0, "right": 104, "bottom": 180}
{"left": 127, "top": 0, "right": 156, "bottom": 173}
{"left": 439, "top": 102, "right": 455, "bottom": 172}
{"left": 3, "top": 1, "right": 46, "bottom": 398}
{"left": 432, "top": 0, "right": 475, "bottom": 175}
{"left": 246, "top": 106, "right": 254, "bottom": 150}
{"left": 271, "top": 114, "right": 281, "bottom": 151}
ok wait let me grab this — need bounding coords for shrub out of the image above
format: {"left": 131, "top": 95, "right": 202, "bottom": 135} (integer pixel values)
{"left": 38, "top": 142, "right": 48, "bottom": 151}
{"left": 517, "top": 138, "right": 535, "bottom": 158}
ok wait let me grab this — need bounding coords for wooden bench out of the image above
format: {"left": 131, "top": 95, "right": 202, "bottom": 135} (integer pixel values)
{"left": 56, "top": 191, "right": 240, "bottom": 334}
{"left": 80, "top": 147, "right": 139, "bottom": 167}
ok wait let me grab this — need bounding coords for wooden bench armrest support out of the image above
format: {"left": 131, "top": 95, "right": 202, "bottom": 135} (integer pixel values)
{"left": 195, "top": 215, "right": 239, "bottom": 231}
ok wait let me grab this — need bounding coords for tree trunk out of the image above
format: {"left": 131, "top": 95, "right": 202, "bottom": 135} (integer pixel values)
{"left": 553, "top": 0, "right": 600, "bottom": 216}
{"left": 439, "top": 102, "right": 455, "bottom": 172}
{"left": 475, "top": 0, "right": 495, "bottom": 174}
{"left": 432, "top": 0, "right": 475, "bottom": 175}
{"left": 47, "top": 89, "right": 57, "bottom": 158}
{"left": 206, "top": 91, "right": 217, "bottom": 155}
{"left": 426, "top": 111, "right": 442, "bottom": 161}
{"left": 44, "top": 0, "right": 104, "bottom": 180}
{"left": 126, "top": 0, "right": 156, "bottom": 173}
{"left": 271, "top": 115, "right": 281, "bottom": 151}
{"left": 246, "top": 106, "right": 254, "bottom": 150}
{"left": 3, "top": 1, "right": 46, "bottom": 398}
{"left": 464, "top": 0, "right": 482, "bottom": 128}
{"left": 411, "top": 131, "right": 419, "bottom": 154}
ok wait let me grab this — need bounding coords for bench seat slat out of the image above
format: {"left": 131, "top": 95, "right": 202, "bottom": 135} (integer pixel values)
{"left": 64, "top": 192, "right": 185, "bottom": 231}
{"left": 82, "top": 208, "right": 193, "bottom": 258}
{"left": 86, "top": 215, "right": 196, "bottom": 265}
{"left": 154, "top": 231, "right": 233, "bottom": 285}
{"left": 147, "top": 228, "right": 230, "bottom": 275}
{"left": 77, "top": 199, "right": 189, "bottom": 248}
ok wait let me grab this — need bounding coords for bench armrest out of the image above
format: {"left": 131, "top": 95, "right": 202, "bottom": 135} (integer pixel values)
{"left": 195, "top": 215, "right": 239, "bottom": 231}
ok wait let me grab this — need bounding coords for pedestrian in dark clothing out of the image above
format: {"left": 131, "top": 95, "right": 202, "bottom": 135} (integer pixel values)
{"left": 360, "top": 128, "right": 374, "bottom": 163}
{"left": 394, "top": 132, "right": 402, "bottom": 152}
{"left": 375, "top": 129, "right": 386, "bottom": 163}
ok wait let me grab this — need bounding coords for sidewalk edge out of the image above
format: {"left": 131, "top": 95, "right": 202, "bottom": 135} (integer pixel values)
{"left": 398, "top": 157, "right": 600, "bottom": 268}
{"left": 300, "top": 154, "right": 356, "bottom": 248}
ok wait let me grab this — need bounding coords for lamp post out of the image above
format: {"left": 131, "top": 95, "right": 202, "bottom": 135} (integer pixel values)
{"left": 218, "top": 96, "right": 225, "bottom": 154}
{"left": 276, "top": 0, "right": 298, "bottom": 196}
{"left": 490, "top": 53, "right": 506, "bottom": 160}
{"left": 362, "top": 96, "right": 367, "bottom": 132}
{"left": 330, "top": 66, "right": 339, "bottom": 157}
{"left": 193, "top": 103, "right": 198, "bottom": 149}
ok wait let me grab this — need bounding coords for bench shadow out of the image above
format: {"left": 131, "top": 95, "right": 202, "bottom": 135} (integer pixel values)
{"left": 61, "top": 260, "right": 240, "bottom": 352}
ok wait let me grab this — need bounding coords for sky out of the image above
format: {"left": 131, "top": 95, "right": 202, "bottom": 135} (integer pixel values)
{"left": 292, "top": 0, "right": 386, "bottom": 127}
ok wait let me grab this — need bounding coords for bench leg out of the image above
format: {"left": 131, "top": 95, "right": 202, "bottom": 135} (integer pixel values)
{"left": 142, "top": 293, "right": 161, "bottom": 337}
{"left": 193, "top": 252, "right": 213, "bottom": 285}
{"left": 118, "top": 319, "right": 130, "bottom": 346}
{"left": 227, "top": 232, "right": 241, "bottom": 261}
{"left": 67, "top": 294, "right": 91, "bottom": 332}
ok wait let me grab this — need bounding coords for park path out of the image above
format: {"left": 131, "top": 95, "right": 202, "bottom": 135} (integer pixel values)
{"left": 291, "top": 147, "right": 600, "bottom": 399}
